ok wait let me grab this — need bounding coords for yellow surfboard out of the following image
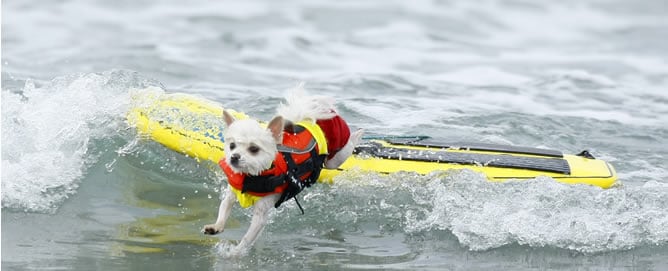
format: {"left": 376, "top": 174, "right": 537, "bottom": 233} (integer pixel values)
{"left": 127, "top": 88, "right": 617, "bottom": 189}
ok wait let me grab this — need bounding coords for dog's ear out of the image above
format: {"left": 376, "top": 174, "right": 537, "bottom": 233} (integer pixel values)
{"left": 222, "top": 110, "right": 235, "bottom": 127}
{"left": 267, "top": 116, "right": 284, "bottom": 143}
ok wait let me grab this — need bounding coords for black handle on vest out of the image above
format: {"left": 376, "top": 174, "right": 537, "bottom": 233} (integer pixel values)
{"left": 243, "top": 174, "right": 286, "bottom": 193}
{"left": 275, "top": 170, "right": 303, "bottom": 209}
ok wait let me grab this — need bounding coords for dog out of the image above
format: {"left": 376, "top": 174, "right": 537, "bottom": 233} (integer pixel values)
{"left": 202, "top": 86, "right": 363, "bottom": 254}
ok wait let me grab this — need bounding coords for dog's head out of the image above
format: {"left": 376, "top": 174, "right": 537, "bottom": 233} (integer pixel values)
{"left": 222, "top": 110, "right": 284, "bottom": 175}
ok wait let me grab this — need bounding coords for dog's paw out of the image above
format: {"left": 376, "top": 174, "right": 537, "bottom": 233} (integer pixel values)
{"left": 228, "top": 245, "right": 250, "bottom": 257}
{"left": 202, "top": 224, "right": 224, "bottom": 235}
{"left": 350, "top": 129, "right": 364, "bottom": 145}
{"left": 324, "top": 129, "right": 365, "bottom": 169}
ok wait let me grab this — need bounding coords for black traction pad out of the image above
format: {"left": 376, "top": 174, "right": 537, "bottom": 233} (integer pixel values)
{"left": 384, "top": 137, "right": 563, "bottom": 158}
{"left": 354, "top": 142, "right": 571, "bottom": 174}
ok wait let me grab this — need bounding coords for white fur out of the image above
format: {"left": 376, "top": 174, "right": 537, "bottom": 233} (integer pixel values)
{"left": 276, "top": 83, "right": 337, "bottom": 123}
{"left": 202, "top": 189, "right": 280, "bottom": 256}
{"left": 324, "top": 128, "right": 364, "bottom": 169}
{"left": 220, "top": 112, "right": 283, "bottom": 176}
{"left": 203, "top": 86, "right": 364, "bottom": 255}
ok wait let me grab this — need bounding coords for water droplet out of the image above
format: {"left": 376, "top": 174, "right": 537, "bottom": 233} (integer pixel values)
{"left": 105, "top": 159, "right": 117, "bottom": 172}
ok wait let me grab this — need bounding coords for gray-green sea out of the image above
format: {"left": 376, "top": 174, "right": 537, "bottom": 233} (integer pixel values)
{"left": 2, "top": 0, "right": 668, "bottom": 270}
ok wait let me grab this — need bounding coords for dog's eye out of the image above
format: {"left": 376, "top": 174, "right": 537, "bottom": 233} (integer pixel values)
{"left": 229, "top": 143, "right": 236, "bottom": 150}
{"left": 248, "top": 145, "right": 260, "bottom": 154}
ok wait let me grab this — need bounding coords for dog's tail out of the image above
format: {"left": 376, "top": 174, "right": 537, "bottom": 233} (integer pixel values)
{"left": 276, "top": 82, "right": 337, "bottom": 122}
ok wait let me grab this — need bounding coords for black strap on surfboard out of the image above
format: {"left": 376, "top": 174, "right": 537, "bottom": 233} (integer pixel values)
{"left": 355, "top": 141, "right": 571, "bottom": 174}
{"left": 384, "top": 137, "right": 564, "bottom": 158}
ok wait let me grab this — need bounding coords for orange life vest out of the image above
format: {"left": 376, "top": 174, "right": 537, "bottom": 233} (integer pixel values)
{"left": 219, "top": 122, "right": 328, "bottom": 209}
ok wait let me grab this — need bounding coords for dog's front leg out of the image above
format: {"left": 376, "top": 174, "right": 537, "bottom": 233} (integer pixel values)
{"left": 203, "top": 187, "right": 236, "bottom": 235}
{"left": 234, "top": 194, "right": 280, "bottom": 253}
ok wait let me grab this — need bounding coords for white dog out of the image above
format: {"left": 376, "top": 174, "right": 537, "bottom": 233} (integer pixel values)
{"left": 202, "top": 87, "right": 363, "bottom": 254}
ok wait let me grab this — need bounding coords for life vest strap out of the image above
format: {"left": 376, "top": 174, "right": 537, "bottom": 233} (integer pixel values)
{"left": 274, "top": 147, "right": 326, "bottom": 212}
{"left": 243, "top": 174, "right": 285, "bottom": 194}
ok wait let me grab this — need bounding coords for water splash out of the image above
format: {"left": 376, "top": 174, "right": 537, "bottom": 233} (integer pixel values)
{"left": 214, "top": 240, "right": 247, "bottom": 258}
{"left": 267, "top": 169, "right": 668, "bottom": 254}
{"left": 400, "top": 172, "right": 668, "bottom": 253}
{"left": 1, "top": 70, "right": 158, "bottom": 213}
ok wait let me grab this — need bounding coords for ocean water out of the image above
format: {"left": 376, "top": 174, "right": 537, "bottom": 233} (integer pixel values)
{"left": 2, "top": 0, "right": 668, "bottom": 270}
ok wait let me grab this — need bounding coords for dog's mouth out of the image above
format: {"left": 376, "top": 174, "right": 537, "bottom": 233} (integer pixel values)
{"left": 227, "top": 157, "right": 258, "bottom": 175}
{"left": 227, "top": 158, "right": 245, "bottom": 171}
{"left": 230, "top": 157, "right": 240, "bottom": 167}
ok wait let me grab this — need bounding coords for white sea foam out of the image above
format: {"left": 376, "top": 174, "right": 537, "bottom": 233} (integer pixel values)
{"left": 402, "top": 172, "right": 668, "bottom": 253}
{"left": 1, "top": 71, "right": 149, "bottom": 213}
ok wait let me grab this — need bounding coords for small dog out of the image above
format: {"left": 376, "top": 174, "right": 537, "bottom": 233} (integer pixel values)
{"left": 202, "top": 86, "right": 363, "bottom": 254}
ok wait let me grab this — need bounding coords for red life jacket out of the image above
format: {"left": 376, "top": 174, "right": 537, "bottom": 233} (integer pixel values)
{"left": 219, "top": 122, "right": 328, "bottom": 208}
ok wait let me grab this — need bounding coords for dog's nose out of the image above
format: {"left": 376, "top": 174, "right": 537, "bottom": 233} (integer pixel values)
{"left": 230, "top": 154, "right": 240, "bottom": 164}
